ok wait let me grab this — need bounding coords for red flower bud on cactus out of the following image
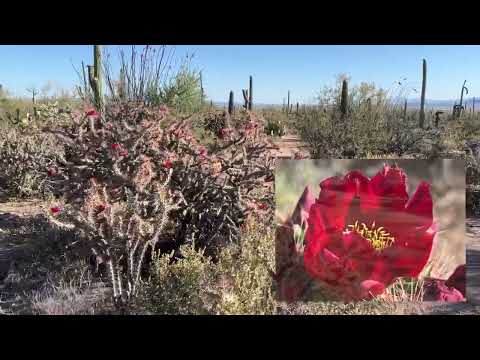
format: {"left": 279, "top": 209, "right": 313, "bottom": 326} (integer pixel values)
{"left": 162, "top": 160, "right": 173, "bottom": 169}
{"left": 218, "top": 128, "right": 229, "bottom": 139}
{"left": 86, "top": 109, "right": 100, "bottom": 119}
{"left": 98, "top": 204, "right": 107, "bottom": 212}
{"left": 111, "top": 143, "right": 120, "bottom": 150}
{"left": 258, "top": 202, "right": 268, "bottom": 210}
{"left": 50, "top": 207, "right": 61, "bottom": 215}
{"left": 199, "top": 147, "right": 207, "bottom": 157}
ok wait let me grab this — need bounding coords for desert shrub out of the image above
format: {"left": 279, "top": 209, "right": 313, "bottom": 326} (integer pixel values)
{"left": 0, "top": 127, "right": 63, "bottom": 198}
{"left": 102, "top": 46, "right": 206, "bottom": 114}
{"left": 264, "top": 117, "right": 286, "bottom": 137}
{"left": 200, "top": 110, "right": 228, "bottom": 136}
{"left": 135, "top": 213, "right": 276, "bottom": 315}
{"left": 135, "top": 244, "right": 216, "bottom": 314}
{"left": 43, "top": 103, "right": 273, "bottom": 307}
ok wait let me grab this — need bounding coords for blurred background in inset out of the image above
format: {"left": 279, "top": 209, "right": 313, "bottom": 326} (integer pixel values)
{"left": 275, "top": 159, "right": 465, "bottom": 279}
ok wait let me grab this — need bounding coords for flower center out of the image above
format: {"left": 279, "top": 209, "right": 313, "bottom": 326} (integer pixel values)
{"left": 345, "top": 220, "right": 395, "bottom": 251}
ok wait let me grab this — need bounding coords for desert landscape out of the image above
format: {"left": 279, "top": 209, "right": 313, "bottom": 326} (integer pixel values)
{"left": 0, "top": 45, "right": 479, "bottom": 315}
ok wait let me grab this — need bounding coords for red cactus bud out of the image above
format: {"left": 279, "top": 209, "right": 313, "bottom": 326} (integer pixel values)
{"left": 50, "top": 207, "right": 61, "bottom": 215}
{"left": 98, "top": 204, "right": 107, "bottom": 212}
{"left": 86, "top": 109, "right": 100, "bottom": 119}
{"left": 162, "top": 160, "right": 173, "bottom": 169}
{"left": 258, "top": 202, "right": 268, "bottom": 210}
{"left": 199, "top": 148, "right": 207, "bottom": 157}
{"left": 111, "top": 143, "right": 120, "bottom": 150}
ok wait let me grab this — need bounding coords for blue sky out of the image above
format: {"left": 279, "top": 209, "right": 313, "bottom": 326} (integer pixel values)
{"left": 1, "top": 45, "right": 479, "bottom": 104}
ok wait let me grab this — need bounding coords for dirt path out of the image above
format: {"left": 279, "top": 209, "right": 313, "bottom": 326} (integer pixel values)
{"left": 268, "top": 134, "right": 311, "bottom": 159}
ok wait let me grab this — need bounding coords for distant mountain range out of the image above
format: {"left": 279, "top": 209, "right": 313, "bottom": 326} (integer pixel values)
{"left": 405, "top": 97, "right": 478, "bottom": 110}
{"left": 214, "top": 97, "right": 479, "bottom": 110}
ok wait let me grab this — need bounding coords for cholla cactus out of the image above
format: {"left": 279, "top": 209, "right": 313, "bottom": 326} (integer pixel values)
{"left": 44, "top": 102, "right": 274, "bottom": 305}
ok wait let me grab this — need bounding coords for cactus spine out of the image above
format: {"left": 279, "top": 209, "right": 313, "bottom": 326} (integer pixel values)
{"left": 340, "top": 79, "right": 348, "bottom": 117}
{"left": 88, "top": 45, "right": 104, "bottom": 115}
{"left": 228, "top": 90, "right": 234, "bottom": 116}
{"left": 419, "top": 59, "right": 427, "bottom": 128}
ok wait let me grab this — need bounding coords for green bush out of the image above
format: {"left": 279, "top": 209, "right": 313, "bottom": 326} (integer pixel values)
{"left": 0, "top": 127, "right": 63, "bottom": 198}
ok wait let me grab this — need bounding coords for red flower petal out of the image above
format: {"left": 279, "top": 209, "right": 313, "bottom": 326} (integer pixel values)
{"left": 111, "top": 143, "right": 120, "bottom": 150}
{"left": 360, "top": 280, "right": 386, "bottom": 299}
{"left": 162, "top": 160, "right": 173, "bottom": 169}
{"left": 404, "top": 181, "right": 433, "bottom": 230}
{"left": 50, "top": 207, "right": 61, "bottom": 214}
{"left": 314, "top": 175, "right": 356, "bottom": 233}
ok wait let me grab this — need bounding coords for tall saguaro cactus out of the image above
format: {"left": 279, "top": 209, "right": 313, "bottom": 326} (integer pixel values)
{"left": 248, "top": 75, "right": 253, "bottom": 110}
{"left": 340, "top": 79, "right": 348, "bottom": 117}
{"left": 458, "top": 80, "right": 469, "bottom": 118}
{"left": 228, "top": 91, "right": 234, "bottom": 116}
{"left": 419, "top": 59, "right": 427, "bottom": 128}
{"left": 88, "top": 45, "right": 104, "bottom": 114}
{"left": 287, "top": 91, "right": 290, "bottom": 114}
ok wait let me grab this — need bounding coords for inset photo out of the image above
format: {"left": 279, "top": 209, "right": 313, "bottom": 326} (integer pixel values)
{"left": 275, "top": 159, "right": 466, "bottom": 304}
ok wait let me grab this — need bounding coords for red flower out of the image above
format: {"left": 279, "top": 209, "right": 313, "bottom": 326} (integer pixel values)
{"left": 86, "top": 109, "right": 100, "bottom": 119}
{"left": 162, "top": 160, "right": 173, "bottom": 169}
{"left": 304, "top": 164, "right": 436, "bottom": 302}
{"left": 50, "top": 207, "right": 61, "bottom": 215}
{"left": 218, "top": 128, "right": 228, "bottom": 139}
{"left": 258, "top": 202, "right": 268, "bottom": 210}
{"left": 423, "top": 265, "right": 466, "bottom": 302}
{"left": 98, "top": 204, "right": 107, "bottom": 212}
{"left": 111, "top": 143, "right": 120, "bottom": 150}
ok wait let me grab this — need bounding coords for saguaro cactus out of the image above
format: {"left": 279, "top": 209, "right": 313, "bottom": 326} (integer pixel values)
{"left": 88, "top": 45, "right": 104, "bottom": 114}
{"left": 287, "top": 91, "right": 290, "bottom": 114}
{"left": 228, "top": 91, "right": 234, "bottom": 116}
{"left": 458, "top": 80, "right": 469, "bottom": 118}
{"left": 403, "top": 99, "right": 408, "bottom": 120}
{"left": 248, "top": 75, "right": 253, "bottom": 110}
{"left": 340, "top": 79, "right": 348, "bottom": 117}
{"left": 419, "top": 59, "right": 427, "bottom": 128}
{"left": 200, "top": 71, "right": 204, "bottom": 105}
{"left": 473, "top": 97, "right": 476, "bottom": 113}
{"left": 242, "top": 89, "right": 249, "bottom": 110}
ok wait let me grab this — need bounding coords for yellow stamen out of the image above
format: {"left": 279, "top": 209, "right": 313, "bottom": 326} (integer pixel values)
{"left": 346, "top": 220, "right": 395, "bottom": 251}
